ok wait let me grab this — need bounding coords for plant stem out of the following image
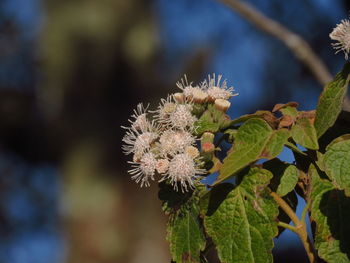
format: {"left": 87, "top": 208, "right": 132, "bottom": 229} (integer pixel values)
{"left": 270, "top": 192, "right": 315, "bottom": 263}
{"left": 301, "top": 202, "right": 310, "bottom": 223}
{"left": 218, "top": 0, "right": 350, "bottom": 111}
{"left": 278, "top": 221, "right": 297, "bottom": 232}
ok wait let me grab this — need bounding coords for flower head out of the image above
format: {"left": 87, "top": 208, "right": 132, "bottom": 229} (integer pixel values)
{"left": 162, "top": 153, "right": 205, "bottom": 192}
{"left": 159, "top": 130, "right": 196, "bottom": 156}
{"left": 121, "top": 103, "right": 151, "bottom": 132}
{"left": 330, "top": 18, "right": 350, "bottom": 59}
{"left": 155, "top": 94, "right": 197, "bottom": 130}
{"left": 153, "top": 95, "right": 177, "bottom": 124}
{"left": 128, "top": 152, "right": 157, "bottom": 187}
{"left": 202, "top": 74, "right": 238, "bottom": 101}
{"left": 122, "top": 73, "right": 237, "bottom": 190}
{"left": 176, "top": 75, "right": 195, "bottom": 97}
{"left": 169, "top": 104, "right": 197, "bottom": 130}
{"left": 122, "top": 130, "right": 158, "bottom": 161}
{"left": 185, "top": 145, "right": 200, "bottom": 159}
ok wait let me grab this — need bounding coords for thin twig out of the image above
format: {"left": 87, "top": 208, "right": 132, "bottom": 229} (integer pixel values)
{"left": 270, "top": 192, "right": 300, "bottom": 227}
{"left": 219, "top": 0, "right": 350, "bottom": 111}
{"left": 278, "top": 221, "right": 298, "bottom": 232}
{"left": 271, "top": 192, "right": 315, "bottom": 263}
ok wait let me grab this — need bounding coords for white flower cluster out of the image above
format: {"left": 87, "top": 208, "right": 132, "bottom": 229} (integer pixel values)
{"left": 122, "top": 74, "right": 237, "bottom": 192}
{"left": 330, "top": 18, "right": 350, "bottom": 59}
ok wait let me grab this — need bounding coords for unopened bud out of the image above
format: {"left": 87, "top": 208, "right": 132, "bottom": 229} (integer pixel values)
{"left": 202, "top": 142, "right": 215, "bottom": 153}
{"left": 173, "top": 93, "right": 185, "bottom": 103}
{"left": 214, "top": 99, "right": 231, "bottom": 112}
{"left": 201, "top": 132, "right": 215, "bottom": 144}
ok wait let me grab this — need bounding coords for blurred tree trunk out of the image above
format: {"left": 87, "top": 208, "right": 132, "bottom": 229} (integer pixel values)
{"left": 40, "top": 0, "right": 169, "bottom": 262}
{"left": 62, "top": 142, "right": 169, "bottom": 263}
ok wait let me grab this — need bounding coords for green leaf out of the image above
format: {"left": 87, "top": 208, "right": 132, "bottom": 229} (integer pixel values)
{"left": 318, "top": 111, "right": 350, "bottom": 152}
{"left": 272, "top": 102, "right": 299, "bottom": 114}
{"left": 167, "top": 201, "right": 206, "bottom": 263}
{"left": 263, "top": 159, "right": 299, "bottom": 197}
{"left": 309, "top": 164, "right": 350, "bottom": 263}
{"left": 326, "top": 134, "right": 350, "bottom": 148}
{"left": 204, "top": 167, "right": 278, "bottom": 263}
{"left": 291, "top": 117, "right": 319, "bottom": 150}
{"left": 228, "top": 111, "right": 276, "bottom": 126}
{"left": 215, "top": 119, "right": 289, "bottom": 185}
{"left": 323, "top": 136, "right": 350, "bottom": 196}
{"left": 201, "top": 183, "right": 234, "bottom": 217}
{"left": 284, "top": 141, "right": 308, "bottom": 157}
{"left": 314, "top": 63, "right": 350, "bottom": 138}
{"left": 263, "top": 159, "right": 299, "bottom": 236}
{"left": 279, "top": 106, "right": 298, "bottom": 118}
{"left": 276, "top": 165, "right": 299, "bottom": 196}
{"left": 261, "top": 129, "right": 290, "bottom": 159}
{"left": 224, "top": 129, "right": 238, "bottom": 143}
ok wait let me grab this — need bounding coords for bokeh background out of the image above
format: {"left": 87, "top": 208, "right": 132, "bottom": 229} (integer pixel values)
{"left": 0, "top": 0, "right": 349, "bottom": 262}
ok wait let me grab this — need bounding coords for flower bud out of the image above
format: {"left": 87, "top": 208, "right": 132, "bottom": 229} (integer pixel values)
{"left": 173, "top": 92, "right": 185, "bottom": 103}
{"left": 201, "top": 132, "right": 215, "bottom": 144}
{"left": 202, "top": 142, "right": 215, "bottom": 153}
{"left": 214, "top": 99, "right": 231, "bottom": 112}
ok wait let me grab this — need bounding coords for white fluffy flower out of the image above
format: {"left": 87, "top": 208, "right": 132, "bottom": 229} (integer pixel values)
{"left": 162, "top": 153, "right": 205, "bottom": 192}
{"left": 122, "top": 130, "right": 158, "bottom": 161}
{"left": 330, "top": 18, "right": 350, "bottom": 59}
{"left": 185, "top": 145, "right": 200, "bottom": 159}
{"left": 153, "top": 95, "right": 177, "bottom": 124}
{"left": 155, "top": 95, "right": 197, "bottom": 130}
{"left": 159, "top": 130, "right": 195, "bottom": 156}
{"left": 176, "top": 75, "right": 194, "bottom": 97}
{"left": 128, "top": 152, "right": 157, "bottom": 187}
{"left": 169, "top": 104, "right": 197, "bottom": 130}
{"left": 202, "top": 74, "right": 238, "bottom": 101}
{"left": 121, "top": 103, "right": 151, "bottom": 132}
{"left": 122, "top": 104, "right": 160, "bottom": 160}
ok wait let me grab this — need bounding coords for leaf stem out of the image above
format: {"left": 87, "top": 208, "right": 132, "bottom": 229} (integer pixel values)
{"left": 277, "top": 221, "right": 297, "bottom": 232}
{"left": 270, "top": 192, "right": 315, "bottom": 263}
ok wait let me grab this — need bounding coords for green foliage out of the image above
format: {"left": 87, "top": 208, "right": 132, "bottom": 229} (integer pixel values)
{"left": 314, "top": 63, "right": 350, "bottom": 138}
{"left": 216, "top": 118, "right": 288, "bottom": 184}
{"left": 309, "top": 165, "right": 350, "bottom": 263}
{"left": 322, "top": 136, "right": 350, "bottom": 196}
{"left": 279, "top": 106, "right": 298, "bottom": 118}
{"left": 264, "top": 159, "right": 299, "bottom": 197}
{"left": 318, "top": 111, "right": 350, "bottom": 152}
{"left": 291, "top": 117, "right": 319, "bottom": 150}
{"left": 167, "top": 199, "right": 206, "bottom": 263}
{"left": 158, "top": 64, "right": 350, "bottom": 263}
{"left": 204, "top": 168, "right": 278, "bottom": 263}
{"left": 228, "top": 110, "right": 275, "bottom": 126}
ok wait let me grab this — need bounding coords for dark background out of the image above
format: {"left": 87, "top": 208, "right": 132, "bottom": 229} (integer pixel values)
{"left": 0, "top": 0, "right": 349, "bottom": 262}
